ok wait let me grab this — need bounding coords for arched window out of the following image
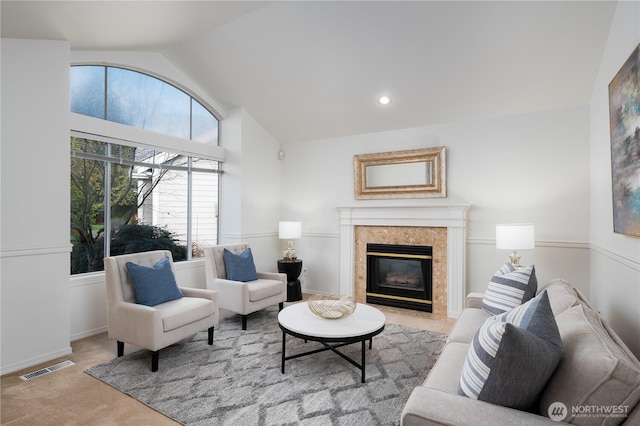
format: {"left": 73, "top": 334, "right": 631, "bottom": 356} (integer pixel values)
{"left": 70, "top": 65, "right": 221, "bottom": 275}
{"left": 71, "top": 65, "right": 218, "bottom": 144}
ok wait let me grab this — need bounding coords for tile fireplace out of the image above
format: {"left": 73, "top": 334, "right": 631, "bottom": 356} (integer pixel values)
{"left": 338, "top": 204, "right": 469, "bottom": 319}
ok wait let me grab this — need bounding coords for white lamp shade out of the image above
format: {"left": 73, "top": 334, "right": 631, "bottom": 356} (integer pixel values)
{"left": 279, "top": 221, "right": 302, "bottom": 239}
{"left": 496, "top": 224, "right": 535, "bottom": 250}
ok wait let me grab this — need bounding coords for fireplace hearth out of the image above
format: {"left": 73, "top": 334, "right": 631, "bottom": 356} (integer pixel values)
{"left": 366, "top": 243, "right": 433, "bottom": 312}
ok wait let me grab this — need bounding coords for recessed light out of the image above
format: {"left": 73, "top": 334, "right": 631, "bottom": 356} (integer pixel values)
{"left": 377, "top": 95, "right": 391, "bottom": 105}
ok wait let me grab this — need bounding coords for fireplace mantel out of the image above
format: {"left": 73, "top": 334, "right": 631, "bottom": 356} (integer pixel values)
{"left": 338, "top": 204, "right": 470, "bottom": 318}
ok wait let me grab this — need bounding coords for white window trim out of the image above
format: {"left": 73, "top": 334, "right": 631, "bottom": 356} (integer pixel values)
{"left": 71, "top": 112, "right": 226, "bottom": 162}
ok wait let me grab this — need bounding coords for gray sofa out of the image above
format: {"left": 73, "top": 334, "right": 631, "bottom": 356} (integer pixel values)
{"left": 401, "top": 278, "right": 640, "bottom": 425}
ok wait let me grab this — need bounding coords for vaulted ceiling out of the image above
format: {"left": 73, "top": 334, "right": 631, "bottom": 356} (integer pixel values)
{"left": 1, "top": 1, "right": 617, "bottom": 143}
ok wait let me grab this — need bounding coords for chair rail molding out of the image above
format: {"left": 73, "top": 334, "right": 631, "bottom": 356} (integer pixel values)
{"left": 590, "top": 242, "right": 640, "bottom": 272}
{"left": 0, "top": 243, "right": 72, "bottom": 258}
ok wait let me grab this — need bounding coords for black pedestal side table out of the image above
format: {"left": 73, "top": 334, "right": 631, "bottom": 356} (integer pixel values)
{"left": 277, "top": 259, "right": 303, "bottom": 302}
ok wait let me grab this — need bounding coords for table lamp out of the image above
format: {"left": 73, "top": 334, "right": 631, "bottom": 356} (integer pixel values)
{"left": 279, "top": 221, "right": 302, "bottom": 261}
{"left": 496, "top": 223, "right": 534, "bottom": 268}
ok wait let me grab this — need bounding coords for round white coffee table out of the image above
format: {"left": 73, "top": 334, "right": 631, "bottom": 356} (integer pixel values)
{"left": 278, "top": 301, "right": 385, "bottom": 383}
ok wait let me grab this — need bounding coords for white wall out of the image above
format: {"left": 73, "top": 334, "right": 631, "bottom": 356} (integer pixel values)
{"left": 588, "top": 1, "right": 640, "bottom": 356}
{"left": 219, "top": 107, "right": 283, "bottom": 272}
{"left": 281, "top": 106, "right": 591, "bottom": 299}
{"left": 1, "top": 39, "right": 73, "bottom": 374}
{"left": 219, "top": 108, "right": 243, "bottom": 239}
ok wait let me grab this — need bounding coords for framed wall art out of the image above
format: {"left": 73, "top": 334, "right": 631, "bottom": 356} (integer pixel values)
{"left": 609, "top": 43, "right": 640, "bottom": 237}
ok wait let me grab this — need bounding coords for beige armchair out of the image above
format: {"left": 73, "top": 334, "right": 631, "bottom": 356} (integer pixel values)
{"left": 204, "top": 244, "right": 286, "bottom": 330}
{"left": 104, "top": 250, "right": 219, "bottom": 372}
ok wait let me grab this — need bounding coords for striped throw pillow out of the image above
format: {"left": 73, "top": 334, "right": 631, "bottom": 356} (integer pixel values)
{"left": 481, "top": 263, "right": 537, "bottom": 315}
{"left": 492, "top": 290, "right": 559, "bottom": 339}
{"left": 458, "top": 318, "right": 562, "bottom": 409}
{"left": 458, "top": 289, "right": 563, "bottom": 409}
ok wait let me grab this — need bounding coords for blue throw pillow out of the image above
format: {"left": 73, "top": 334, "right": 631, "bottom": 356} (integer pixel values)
{"left": 482, "top": 263, "right": 538, "bottom": 315}
{"left": 223, "top": 248, "right": 258, "bottom": 282}
{"left": 125, "top": 256, "right": 183, "bottom": 306}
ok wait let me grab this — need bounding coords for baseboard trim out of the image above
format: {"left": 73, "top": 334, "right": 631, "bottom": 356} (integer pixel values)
{"left": 1, "top": 346, "right": 73, "bottom": 376}
{"left": 71, "top": 326, "right": 108, "bottom": 342}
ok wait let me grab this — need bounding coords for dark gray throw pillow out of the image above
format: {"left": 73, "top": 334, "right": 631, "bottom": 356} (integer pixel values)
{"left": 458, "top": 290, "right": 563, "bottom": 410}
{"left": 458, "top": 321, "right": 562, "bottom": 410}
{"left": 492, "top": 290, "right": 561, "bottom": 344}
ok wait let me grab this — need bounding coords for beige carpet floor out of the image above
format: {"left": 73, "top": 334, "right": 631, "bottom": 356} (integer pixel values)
{"left": 1, "top": 303, "right": 453, "bottom": 425}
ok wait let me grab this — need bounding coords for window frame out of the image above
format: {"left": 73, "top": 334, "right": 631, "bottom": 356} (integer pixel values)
{"left": 70, "top": 64, "right": 224, "bottom": 275}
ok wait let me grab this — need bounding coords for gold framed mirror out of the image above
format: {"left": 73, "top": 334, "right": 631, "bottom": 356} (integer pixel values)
{"left": 354, "top": 147, "right": 446, "bottom": 199}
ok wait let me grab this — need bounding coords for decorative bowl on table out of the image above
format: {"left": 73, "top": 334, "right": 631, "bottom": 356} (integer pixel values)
{"left": 307, "top": 294, "right": 357, "bottom": 319}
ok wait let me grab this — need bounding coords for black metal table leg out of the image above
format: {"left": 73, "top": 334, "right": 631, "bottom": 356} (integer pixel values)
{"left": 281, "top": 331, "right": 286, "bottom": 373}
{"left": 361, "top": 340, "right": 366, "bottom": 383}
{"left": 278, "top": 319, "right": 384, "bottom": 383}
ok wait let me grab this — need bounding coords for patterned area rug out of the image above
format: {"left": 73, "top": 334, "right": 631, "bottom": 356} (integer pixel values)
{"left": 86, "top": 306, "right": 447, "bottom": 425}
